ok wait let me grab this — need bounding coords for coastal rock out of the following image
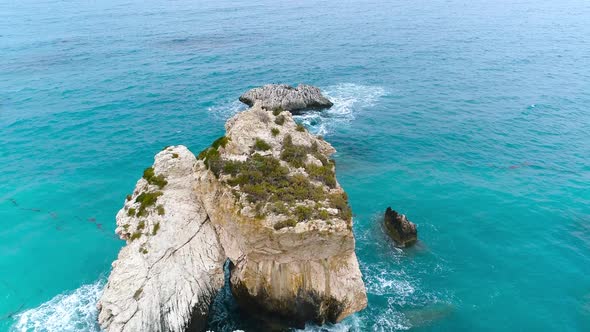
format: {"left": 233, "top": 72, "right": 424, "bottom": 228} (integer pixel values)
{"left": 97, "top": 146, "right": 225, "bottom": 332}
{"left": 196, "top": 104, "right": 366, "bottom": 327}
{"left": 384, "top": 207, "right": 417, "bottom": 247}
{"left": 99, "top": 95, "right": 366, "bottom": 331}
{"left": 239, "top": 84, "right": 333, "bottom": 113}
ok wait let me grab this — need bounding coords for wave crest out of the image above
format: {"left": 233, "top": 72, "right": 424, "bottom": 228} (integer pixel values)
{"left": 11, "top": 280, "right": 104, "bottom": 332}
{"left": 295, "top": 83, "right": 387, "bottom": 136}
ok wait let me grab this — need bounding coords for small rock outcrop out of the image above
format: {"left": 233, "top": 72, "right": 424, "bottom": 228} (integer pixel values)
{"left": 384, "top": 207, "right": 417, "bottom": 247}
{"left": 239, "top": 84, "right": 333, "bottom": 113}
{"left": 98, "top": 90, "right": 366, "bottom": 332}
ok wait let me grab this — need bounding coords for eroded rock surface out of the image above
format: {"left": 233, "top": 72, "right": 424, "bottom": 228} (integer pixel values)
{"left": 239, "top": 84, "right": 333, "bottom": 113}
{"left": 97, "top": 147, "right": 225, "bottom": 332}
{"left": 384, "top": 207, "right": 418, "bottom": 247}
{"left": 99, "top": 99, "right": 366, "bottom": 332}
{"left": 196, "top": 104, "right": 366, "bottom": 327}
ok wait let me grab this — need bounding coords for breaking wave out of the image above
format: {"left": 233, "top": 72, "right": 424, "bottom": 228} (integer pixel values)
{"left": 11, "top": 280, "right": 104, "bottom": 332}
{"left": 207, "top": 99, "right": 247, "bottom": 120}
{"left": 295, "top": 83, "right": 387, "bottom": 136}
{"left": 205, "top": 83, "right": 387, "bottom": 136}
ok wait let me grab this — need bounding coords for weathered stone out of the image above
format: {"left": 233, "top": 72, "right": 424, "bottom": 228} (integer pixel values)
{"left": 99, "top": 93, "right": 366, "bottom": 332}
{"left": 239, "top": 84, "right": 333, "bottom": 113}
{"left": 384, "top": 207, "right": 417, "bottom": 247}
{"left": 97, "top": 146, "right": 225, "bottom": 332}
{"left": 197, "top": 104, "right": 366, "bottom": 327}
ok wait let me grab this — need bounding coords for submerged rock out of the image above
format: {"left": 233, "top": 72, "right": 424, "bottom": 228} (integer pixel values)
{"left": 384, "top": 207, "right": 417, "bottom": 247}
{"left": 98, "top": 97, "right": 366, "bottom": 331}
{"left": 239, "top": 84, "right": 333, "bottom": 113}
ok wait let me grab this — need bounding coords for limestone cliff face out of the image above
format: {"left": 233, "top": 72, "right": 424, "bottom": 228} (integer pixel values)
{"left": 97, "top": 147, "right": 225, "bottom": 332}
{"left": 98, "top": 88, "right": 367, "bottom": 331}
{"left": 195, "top": 104, "right": 367, "bottom": 326}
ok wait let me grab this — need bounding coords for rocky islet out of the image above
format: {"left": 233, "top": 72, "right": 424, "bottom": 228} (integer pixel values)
{"left": 97, "top": 85, "right": 367, "bottom": 331}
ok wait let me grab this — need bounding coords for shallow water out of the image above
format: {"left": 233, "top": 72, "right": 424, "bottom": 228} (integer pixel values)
{"left": 2, "top": 0, "right": 590, "bottom": 331}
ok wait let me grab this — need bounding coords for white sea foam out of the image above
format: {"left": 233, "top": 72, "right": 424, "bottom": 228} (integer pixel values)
{"left": 205, "top": 84, "right": 387, "bottom": 135}
{"left": 12, "top": 280, "right": 104, "bottom": 332}
{"left": 295, "top": 83, "right": 387, "bottom": 135}
{"left": 207, "top": 99, "right": 247, "bottom": 120}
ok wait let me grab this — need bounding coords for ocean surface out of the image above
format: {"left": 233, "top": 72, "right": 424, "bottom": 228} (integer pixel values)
{"left": 1, "top": 0, "right": 590, "bottom": 331}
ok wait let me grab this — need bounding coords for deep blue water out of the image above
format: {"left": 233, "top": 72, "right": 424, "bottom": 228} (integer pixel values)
{"left": 2, "top": 0, "right": 590, "bottom": 331}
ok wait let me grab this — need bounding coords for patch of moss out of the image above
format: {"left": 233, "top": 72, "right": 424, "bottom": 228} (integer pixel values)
{"left": 126, "top": 194, "right": 132, "bottom": 201}
{"left": 172, "top": 153, "right": 179, "bottom": 159}
{"left": 135, "top": 191, "right": 163, "bottom": 217}
{"left": 130, "top": 232, "right": 142, "bottom": 241}
{"left": 253, "top": 138, "right": 272, "bottom": 151}
{"left": 143, "top": 167, "right": 168, "bottom": 189}
{"left": 127, "top": 208, "right": 136, "bottom": 217}
{"left": 274, "top": 219, "right": 297, "bottom": 230}
{"left": 271, "top": 127, "right": 280, "bottom": 137}
{"left": 296, "top": 123, "right": 306, "bottom": 132}
{"left": 152, "top": 222, "right": 160, "bottom": 235}
{"left": 157, "top": 205, "right": 165, "bottom": 216}
{"left": 275, "top": 115, "right": 285, "bottom": 125}
{"left": 272, "top": 107, "right": 284, "bottom": 116}
{"left": 137, "top": 220, "right": 145, "bottom": 230}
{"left": 318, "top": 209, "right": 330, "bottom": 220}
{"left": 141, "top": 248, "right": 148, "bottom": 254}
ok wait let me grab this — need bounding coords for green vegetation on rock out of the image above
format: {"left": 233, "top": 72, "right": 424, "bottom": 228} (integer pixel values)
{"left": 272, "top": 107, "right": 284, "bottom": 116}
{"left": 280, "top": 135, "right": 309, "bottom": 168}
{"left": 296, "top": 123, "right": 306, "bottom": 132}
{"left": 211, "top": 136, "right": 230, "bottom": 149}
{"left": 305, "top": 163, "right": 336, "bottom": 188}
{"left": 274, "top": 219, "right": 297, "bottom": 230}
{"left": 135, "top": 191, "right": 163, "bottom": 217}
{"left": 271, "top": 128, "right": 280, "bottom": 136}
{"left": 197, "top": 131, "right": 352, "bottom": 228}
{"left": 275, "top": 115, "right": 285, "bottom": 125}
{"left": 198, "top": 136, "right": 232, "bottom": 176}
{"left": 253, "top": 138, "right": 272, "bottom": 151}
{"left": 143, "top": 167, "right": 168, "bottom": 189}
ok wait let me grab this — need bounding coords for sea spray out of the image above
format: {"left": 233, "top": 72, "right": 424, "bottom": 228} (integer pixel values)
{"left": 12, "top": 280, "right": 104, "bottom": 332}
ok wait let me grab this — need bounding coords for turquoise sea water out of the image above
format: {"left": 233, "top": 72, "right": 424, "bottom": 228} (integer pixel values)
{"left": 2, "top": 0, "right": 590, "bottom": 331}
